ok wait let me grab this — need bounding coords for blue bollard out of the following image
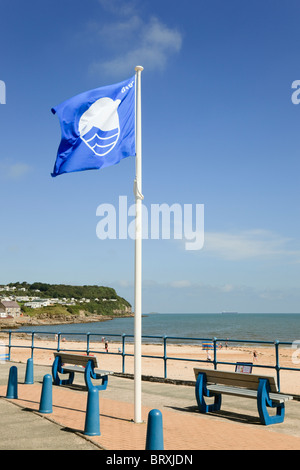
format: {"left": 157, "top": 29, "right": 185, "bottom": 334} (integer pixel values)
{"left": 39, "top": 374, "right": 53, "bottom": 414}
{"left": 145, "top": 409, "right": 164, "bottom": 450}
{"left": 6, "top": 366, "right": 18, "bottom": 399}
{"left": 84, "top": 388, "right": 100, "bottom": 436}
{"left": 24, "top": 357, "right": 34, "bottom": 384}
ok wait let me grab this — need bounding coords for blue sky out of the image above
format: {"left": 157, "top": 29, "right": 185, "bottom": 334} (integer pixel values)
{"left": 1, "top": 0, "right": 300, "bottom": 313}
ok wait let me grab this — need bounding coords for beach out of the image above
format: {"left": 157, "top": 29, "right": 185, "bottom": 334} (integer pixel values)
{"left": 2, "top": 334, "right": 299, "bottom": 395}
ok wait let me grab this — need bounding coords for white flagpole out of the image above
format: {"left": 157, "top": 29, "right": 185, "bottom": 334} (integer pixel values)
{"left": 134, "top": 65, "right": 144, "bottom": 423}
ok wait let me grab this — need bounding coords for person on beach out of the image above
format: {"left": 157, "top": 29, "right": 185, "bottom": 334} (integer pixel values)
{"left": 253, "top": 350, "right": 257, "bottom": 362}
{"left": 105, "top": 340, "right": 108, "bottom": 353}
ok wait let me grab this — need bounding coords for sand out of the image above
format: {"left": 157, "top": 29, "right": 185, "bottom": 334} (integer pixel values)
{"left": 1, "top": 333, "right": 299, "bottom": 395}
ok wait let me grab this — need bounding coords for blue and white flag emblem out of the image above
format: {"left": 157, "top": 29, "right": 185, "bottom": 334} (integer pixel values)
{"left": 79, "top": 97, "right": 121, "bottom": 157}
{"left": 51, "top": 76, "right": 136, "bottom": 177}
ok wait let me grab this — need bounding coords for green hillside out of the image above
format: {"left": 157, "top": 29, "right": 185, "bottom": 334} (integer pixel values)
{"left": 4, "top": 281, "right": 132, "bottom": 319}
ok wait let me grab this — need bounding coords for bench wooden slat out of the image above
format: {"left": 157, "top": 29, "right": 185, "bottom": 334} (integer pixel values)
{"left": 54, "top": 352, "right": 99, "bottom": 368}
{"left": 62, "top": 365, "right": 85, "bottom": 373}
{"left": 206, "top": 384, "right": 292, "bottom": 403}
{"left": 94, "top": 368, "right": 114, "bottom": 377}
{"left": 207, "top": 384, "right": 258, "bottom": 399}
{"left": 63, "top": 365, "right": 113, "bottom": 377}
{"left": 194, "top": 368, "right": 278, "bottom": 392}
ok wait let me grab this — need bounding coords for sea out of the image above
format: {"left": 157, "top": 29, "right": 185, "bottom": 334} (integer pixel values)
{"left": 16, "top": 313, "right": 300, "bottom": 346}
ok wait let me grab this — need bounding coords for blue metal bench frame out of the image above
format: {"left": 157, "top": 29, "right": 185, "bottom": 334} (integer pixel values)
{"left": 84, "top": 360, "right": 108, "bottom": 391}
{"left": 195, "top": 369, "right": 292, "bottom": 426}
{"left": 257, "top": 378, "right": 285, "bottom": 425}
{"left": 195, "top": 372, "right": 222, "bottom": 414}
{"left": 52, "top": 353, "right": 110, "bottom": 392}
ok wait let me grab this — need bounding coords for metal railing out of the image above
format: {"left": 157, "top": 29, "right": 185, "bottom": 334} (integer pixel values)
{"left": 2, "top": 330, "right": 300, "bottom": 392}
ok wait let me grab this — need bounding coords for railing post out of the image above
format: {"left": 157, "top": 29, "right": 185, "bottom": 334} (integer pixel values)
{"left": 122, "top": 334, "right": 126, "bottom": 374}
{"left": 31, "top": 332, "right": 35, "bottom": 359}
{"left": 274, "top": 340, "right": 280, "bottom": 392}
{"left": 57, "top": 332, "right": 61, "bottom": 352}
{"left": 86, "top": 332, "right": 90, "bottom": 355}
{"left": 8, "top": 330, "right": 12, "bottom": 361}
{"left": 213, "top": 337, "right": 218, "bottom": 370}
{"left": 163, "top": 336, "right": 167, "bottom": 379}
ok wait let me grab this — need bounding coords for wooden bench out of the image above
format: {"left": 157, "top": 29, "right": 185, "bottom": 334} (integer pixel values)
{"left": 194, "top": 368, "right": 293, "bottom": 425}
{"left": 52, "top": 352, "right": 113, "bottom": 391}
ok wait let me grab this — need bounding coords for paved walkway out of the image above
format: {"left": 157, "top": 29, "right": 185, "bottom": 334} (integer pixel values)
{"left": 0, "top": 362, "right": 300, "bottom": 450}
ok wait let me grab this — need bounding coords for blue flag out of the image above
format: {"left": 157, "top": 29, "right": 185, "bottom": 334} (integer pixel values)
{"left": 51, "top": 76, "right": 136, "bottom": 177}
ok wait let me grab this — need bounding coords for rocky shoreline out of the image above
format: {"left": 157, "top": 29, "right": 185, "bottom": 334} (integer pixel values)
{"left": 0, "top": 311, "right": 134, "bottom": 329}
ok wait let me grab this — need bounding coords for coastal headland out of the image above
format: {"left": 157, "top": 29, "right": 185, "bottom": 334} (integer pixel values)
{"left": 0, "top": 281, "right": 133, "bottom": 329}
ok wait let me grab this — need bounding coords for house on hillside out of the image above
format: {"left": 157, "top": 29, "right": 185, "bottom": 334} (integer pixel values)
{"left": 0, "top": 300, "right": 21, "bottom": 317}
{"left": 24, "top": 299, "right": 51, "bottom": 308}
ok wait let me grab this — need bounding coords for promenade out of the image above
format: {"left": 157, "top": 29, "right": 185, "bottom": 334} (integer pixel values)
{"left": 0, "top": 361, "right": 300, "bottom": 451}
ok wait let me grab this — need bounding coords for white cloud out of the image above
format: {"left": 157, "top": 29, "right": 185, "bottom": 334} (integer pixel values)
{"left": 169, "top": 280, "right": 192, "bottom": 288}
{"left": 89, "top": 16, "right": 183, "bottom": 77}
{"left": 220, "top": 284, "right": 235, "bottom": 292}
{"left": 202, "top": 229, "right": 300, "bottom": 261}
{"left": 97, "top": 0, "right": 138, "bottom": 17}
{"left": 0, "top": 161, "right": 31, "bottom": 180}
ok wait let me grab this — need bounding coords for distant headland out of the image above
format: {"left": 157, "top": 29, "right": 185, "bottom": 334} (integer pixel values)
{"left": 0, "top": 281, "right": 132, "bottom": 328}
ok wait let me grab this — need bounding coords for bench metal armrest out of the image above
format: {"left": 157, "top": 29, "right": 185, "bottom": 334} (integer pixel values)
{"left": 257, "top": 378, "right": 285, "bottom": 425}
{"left": 52, "top": 355, "right": 75, "bottom": 386}
{"left": 84, "top": 361, "right": 109, "bottom": 391}
{"left": 195, "top": 372, "right": 222, "bottom": 414}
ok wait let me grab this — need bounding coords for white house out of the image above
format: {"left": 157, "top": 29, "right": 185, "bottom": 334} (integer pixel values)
{"left": 24, "top": 299, "right": 51, "bottom": 309}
